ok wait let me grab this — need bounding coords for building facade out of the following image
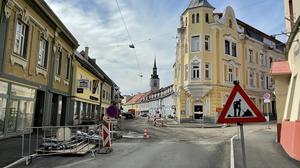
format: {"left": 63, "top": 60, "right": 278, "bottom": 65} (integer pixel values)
{"left": 70, "top": 49, "right": 103, "bottom": 125}
{"left": 272, "top": 0, "right": 300, "bottom": 161}
{"left": 0, "top": 0, "right": 79, "bottom": 137}
{"left": 140, "top": 85, "right": 175, "bottom": 118}
{"left": 0, "top": 0, "right": 119, "bottom": 138}
{"left": 174, "top": 0, "right": 285, "bottom": 123}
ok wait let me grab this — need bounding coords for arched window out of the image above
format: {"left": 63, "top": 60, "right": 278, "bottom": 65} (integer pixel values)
{"left": 196, "top": 13, "right": 200, "bottom": 23}
{"left": 229, "top": 19, "right": 232, "bottom": 28}
{"left": 192, "top": 14, "right": 195, "bottom": 24}
{"left": 192, "top": 60, "right": 200, "bottom": 79}
{"left": 205, "top": 13, "right": 209, "bottom": 23}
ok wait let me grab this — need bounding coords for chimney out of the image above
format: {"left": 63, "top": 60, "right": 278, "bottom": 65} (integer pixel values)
{"left": 289, "top": 0, "right": 295, "bottom": 30}
{"left": 84, "top": 47, "right": 89, "bottom": 59}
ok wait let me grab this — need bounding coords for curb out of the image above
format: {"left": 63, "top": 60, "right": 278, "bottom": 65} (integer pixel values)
{"left": 3, "top": 154, "right": 37, "bottom": 168}
{"left": 231, "top": 135, "right": 238, "bottom": 168}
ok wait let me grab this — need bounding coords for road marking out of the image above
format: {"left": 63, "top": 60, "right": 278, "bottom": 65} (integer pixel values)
{"left": 231, "top": 135, "right": 238, "bottom": 168}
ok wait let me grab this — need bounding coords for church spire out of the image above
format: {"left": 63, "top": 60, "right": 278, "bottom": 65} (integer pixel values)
{"left": 150, "top": 57, "right": 160, "bottom": 92}
{"left": 188, "top": 0, "right": 215, "bottom": 10}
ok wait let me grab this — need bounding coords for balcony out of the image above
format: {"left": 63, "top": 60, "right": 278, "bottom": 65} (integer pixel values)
{"left": 184, "top": 83, "right": 212, "bottom": 98}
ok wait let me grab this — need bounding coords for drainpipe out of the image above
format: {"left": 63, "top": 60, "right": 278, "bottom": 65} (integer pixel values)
{"left": 289, "top": 0, "right": 295, "bottom": 30}
{"left": 99, "top": 81, "right": 104, "bottom": 120}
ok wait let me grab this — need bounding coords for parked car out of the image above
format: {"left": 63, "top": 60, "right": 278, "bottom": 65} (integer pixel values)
{"left": 121, "top": 112, "right": 134, "bottom": 119}
{"left": 140, "top": 113, "right": 148, "bottom": 117}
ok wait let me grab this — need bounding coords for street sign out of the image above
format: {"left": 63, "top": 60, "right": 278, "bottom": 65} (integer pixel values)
{"left": 263, "top": 92, "right": 271, "bottom": 103}
{"left": 217, "top": 83, "right": 266, "bottom": 123}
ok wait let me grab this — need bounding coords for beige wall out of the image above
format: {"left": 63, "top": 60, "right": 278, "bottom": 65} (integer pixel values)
{"left": 3, "top": 0, "right": 76, "bottom": 93}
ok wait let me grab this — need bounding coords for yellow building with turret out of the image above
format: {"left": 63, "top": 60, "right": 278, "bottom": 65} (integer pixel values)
{"left": 174, "top": 0, "right": 285, "bottom": 123}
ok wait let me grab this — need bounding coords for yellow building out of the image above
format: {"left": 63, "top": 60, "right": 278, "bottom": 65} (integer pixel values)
{"left": 0, "top": 0, "right": 78, "bottom": 137}
{"left": 101, "top": 81, "right": 112, "bottom": 115}
{"left": 271, "top": 0, "right": 300, "bottom": 161}
{"left": 71, "top": 48, "right": 103, "bottom": 125}
{"left": 173, "top": 0, "right": 285, "bottom": 123}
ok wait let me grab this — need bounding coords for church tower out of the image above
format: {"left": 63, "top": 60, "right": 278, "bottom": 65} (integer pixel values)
{"left": 150, "top": 57, "right": 160, "bottom": 92}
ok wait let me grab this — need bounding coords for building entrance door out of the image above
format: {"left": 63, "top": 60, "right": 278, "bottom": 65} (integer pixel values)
{"left": 194, "top": 105, "right": 203, "bottom": 120}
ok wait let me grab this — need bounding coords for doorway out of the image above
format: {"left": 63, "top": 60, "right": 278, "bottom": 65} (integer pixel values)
{"left": 194, "top": 105, "right": 203, "bottom": 120}
{"left": 34, "top": 90, "right": 44, "bottom": 127}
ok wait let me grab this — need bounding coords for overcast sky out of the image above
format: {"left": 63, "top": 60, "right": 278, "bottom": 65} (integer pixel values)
{"left": 45, "top": 0, "right": 286, "bottom": 95}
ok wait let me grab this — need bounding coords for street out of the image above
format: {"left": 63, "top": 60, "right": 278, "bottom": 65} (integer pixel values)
{"left": 9, "top": 118, "right": 296, "bottom": 168}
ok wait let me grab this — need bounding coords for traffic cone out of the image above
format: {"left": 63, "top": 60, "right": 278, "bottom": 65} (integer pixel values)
{"left": 144, "top": 128, "right": 148, "bottom": 139}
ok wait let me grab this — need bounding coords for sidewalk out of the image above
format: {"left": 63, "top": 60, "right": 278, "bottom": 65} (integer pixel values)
{"left": 0, "top": 135, "right": 24, "bottom": 167}
{"left": 233, "top": 126, "right": 300, "bottom": 168}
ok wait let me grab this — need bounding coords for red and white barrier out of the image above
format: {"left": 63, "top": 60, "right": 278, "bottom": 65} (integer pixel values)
{"left": 102, "top": 120, "right": 111, "bottom": 148}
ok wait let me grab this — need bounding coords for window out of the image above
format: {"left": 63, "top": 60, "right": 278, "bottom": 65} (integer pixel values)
{"left": 225, "top": 40, "right": 230, "bottom": 55}
{"left": 249, "top": 70, "right": 255, "bottom": 87}
{"left": 205, "top": 13, "right": 209, "bottom": 23}
{"left": 205, "top": 35, "right": 210, "bottom": 51}
{"left": 65, "top": 57, "right": 71, "bottom": 79}
{"left": 260, "top": 73, "right": 265, "bottom": 89}
{"left": 191, "top": 36, "right": 200, "bottom": 52}
{"left": 185, "top": 17, "right": 187, "bottom": 26}
{"left": 38, "top": 37, "right": 48, "bottom": 68}
{"left": 269, "top": 57, "right": 273, "bottom": 68}
{"left": 55, "top": 51, "right": 62, "bottom": 75}
{"left": 102, "top": 90, "right": 105, "bottom": 99}
{"left": 154, "top": 81, "right": 157, "bottom": 87}
{"left": 259, "top": 52, "right": 265, "bottom": 65}
{"left": 228, "top": 67, "right": 233, "bottom": 82}
{"left": 232, "top": 42, "right": 237, "bottom": 57}
{"left": 14, "top": 20, "right": 28, "bottom": 58}
{"left": 204, "top": 63, "right": 211, "bottom": 80}
{"left": 184, "top": 64, "right": 188, "bottom": 81}
{"left": 248, "top": 49, "right": 254, "bottom": 63}
{"left": 192, "top": 14, "right": 195, "bottom": 24}
{"left": 229, "top": 19, "right": 232, "bottom": 28}
{"left": 266, "top": 76, "right": 269, "bottom": 89}
{"left": 196, "top": 13, "right": 199, "bottom": 23}
{"left": 192, "top": 63, "right": 200, "bottom": 79}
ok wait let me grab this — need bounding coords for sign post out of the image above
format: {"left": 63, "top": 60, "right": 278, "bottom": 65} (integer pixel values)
{"left": 217, "top": 81, "right": 266, "bottom": 168}
{"left": 263, "top": 92, "right": 271, "bottom": 129}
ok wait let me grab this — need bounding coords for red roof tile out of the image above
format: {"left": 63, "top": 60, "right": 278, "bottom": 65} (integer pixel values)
{"left": 271, "top": 61, "right": 291, "bottom": 75}
{"left": 126, "top": 92, "right": 147, "bottom": 105}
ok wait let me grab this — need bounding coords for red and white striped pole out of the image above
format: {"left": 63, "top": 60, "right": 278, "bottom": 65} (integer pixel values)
{"left": 102, "top": 119, "right": 111, "bottom": 148}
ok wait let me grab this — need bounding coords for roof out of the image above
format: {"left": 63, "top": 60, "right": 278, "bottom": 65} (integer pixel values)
{"left": 188, "top": 0, "right": 215, "bottom": 10}
{"left": 126, "top": 93, "right": 148, "bottom": 105}
{"left": 75, "top": 52, "right": 104, "bottom": 80}
{"left": 213, "top": 13, "right": 285, "bottom": 52}
{"left": 35, "top": 0, "right": 79, "bottom": 48}
{"left": 271, "top": 61, "right": 291, "bottom": 75}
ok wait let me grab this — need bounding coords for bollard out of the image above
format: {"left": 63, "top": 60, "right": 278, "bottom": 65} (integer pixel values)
{"left": 144, "top": 128, "right": 148, "bottom": 139}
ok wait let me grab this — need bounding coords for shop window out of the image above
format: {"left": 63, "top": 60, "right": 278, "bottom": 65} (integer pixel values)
{"left": 0, "top": 81, "right": 8, "bottom": 94}
{"left": 14, "top": 19, "right": 28, "bottom": 58}
{"left": 17, "top": 101, "right": 34, "bottom": 130}
{"left": 11, "top": 85, "right": 35, "bottom": 98}
{"left": 0, "top": 98, "right": 7, "bottom": 134}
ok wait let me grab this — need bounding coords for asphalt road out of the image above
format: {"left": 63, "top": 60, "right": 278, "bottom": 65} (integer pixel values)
{"left": 13, "top": 118, "right": 231, "bottom": 168}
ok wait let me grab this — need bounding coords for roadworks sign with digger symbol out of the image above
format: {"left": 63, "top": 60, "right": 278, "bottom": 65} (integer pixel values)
{"left": 217, "top": 83, "right": 266, "bottom": 123}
